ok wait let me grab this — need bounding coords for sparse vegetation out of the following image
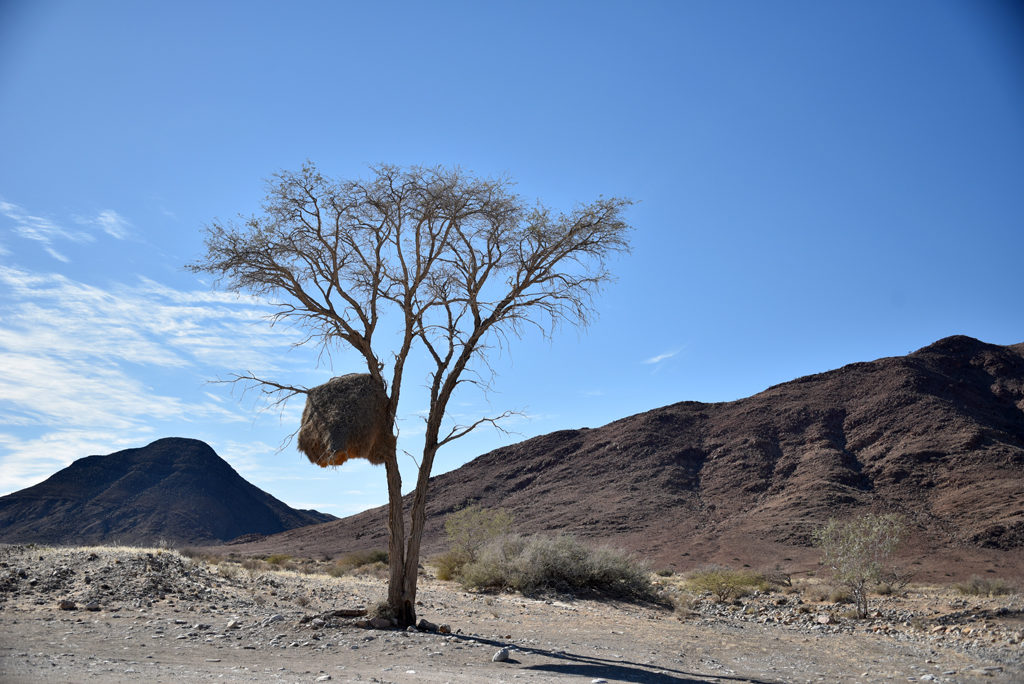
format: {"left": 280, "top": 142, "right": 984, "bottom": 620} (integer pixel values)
{"left": 457, "top": 533, "right": 656, "bottom": 601}
{"left": 434, "top": 505, "right": 513, "bottom": 580}
{"left": 954, "top": 575, "right": 1016, "bottom": 597}
{"left": 813, "top": 512, "right": 909, "bottom": 618}
{"left": 265, "top": 553, "right": 292, "bottom": 566}
{"left": 328, "top": 549, "right": 389, "bottom": 577}
{"left": 685, "top": 567, "right": 771, "bottom": 602}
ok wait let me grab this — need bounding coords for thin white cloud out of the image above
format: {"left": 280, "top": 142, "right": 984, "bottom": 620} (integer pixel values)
{"left": 0, "top": 199, "right": 94, "bottom": 255}
{"left": 91, "top": 209, "right": 131, "bottom": 239}
{"left": 1, "top": 200, "right": 132, "bottom": 262}
{"left": 0, "top": 264, "right": 311, "bottom": 495}
{"left": 0, "top": 429, "right": 155, "bottom": 494}
{"left": 642, "top": 348, "right": 681, "bottom": 365}
{"left": 44, "top": 245, "right": 71, "bottom": 262}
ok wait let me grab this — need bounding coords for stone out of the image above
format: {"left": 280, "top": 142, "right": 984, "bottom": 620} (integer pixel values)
{"left": 438, "top": 624, "right": 452, "bottom": 634}
{"left": 417, "top": 618, "right": 438, "bottom": 632}
{"left": 315, "top": 676, "right": 332, "bottom": 682}
{"left": 369, "top": 617, "right": 393, "bottom": 630}
{"left": 492, "top": 647, "right": 511, "bottom": 662}
{"left": 84, "top": 602, "right": 101, "bottom": 612}
{"left": 58, "top": 600, "right": 76, "bottom": 611}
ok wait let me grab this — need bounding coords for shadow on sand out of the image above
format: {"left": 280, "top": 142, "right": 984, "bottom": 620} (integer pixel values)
{"left": 448, "top": 632, "right": 775, "bottom": 684}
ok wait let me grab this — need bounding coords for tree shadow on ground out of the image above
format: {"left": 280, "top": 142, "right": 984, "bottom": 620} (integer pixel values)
{"left": 449, "top": 632, "right": 774, "bottom": 684}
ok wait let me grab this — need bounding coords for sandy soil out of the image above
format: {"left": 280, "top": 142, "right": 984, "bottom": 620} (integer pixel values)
{"left": 0, "top": 546, "right": 1021, "bottom": 683}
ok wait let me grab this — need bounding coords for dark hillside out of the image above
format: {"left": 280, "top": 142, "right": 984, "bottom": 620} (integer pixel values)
{"left": 211, "top": 336, "right": 1024, "bottom": 577}
{"left": 0, "top": 438, "right": 334, "bottom": 546}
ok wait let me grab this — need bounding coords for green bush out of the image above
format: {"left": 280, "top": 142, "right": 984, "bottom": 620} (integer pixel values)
{"left": 954, "top": 575, "right": 1015, "bottom": 597}
{"left": 685, "top": 567, "right": 770, "bottom": 602}
{"left": 459, "top": 533, "right": 655, "bottom": 601}
{"left": 436, "top": 505, "right": 513, "bottom": 579}
{"left": 265, "top": 553, "right": 292, "bottom": 566}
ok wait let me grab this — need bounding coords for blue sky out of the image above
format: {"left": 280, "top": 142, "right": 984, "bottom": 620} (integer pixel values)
{"left": 2, "top": 1, "right": 1022, "bottom": 516}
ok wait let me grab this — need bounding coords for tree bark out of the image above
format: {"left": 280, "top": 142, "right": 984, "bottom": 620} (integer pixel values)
{"left": 400, "top": 443, "right": 438, "bottom": 626}
{"left": 384, "top": 454, "right": 413, "bottom": 626}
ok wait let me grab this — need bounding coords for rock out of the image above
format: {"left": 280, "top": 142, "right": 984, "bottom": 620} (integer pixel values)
{"left": 84, "top": 601, "right": 101, "bottom": 612}
{"left": 226, "top": 619, "right": 241, "bottom": 629}
{"left": 815, "top": 614, "right": 832, "bottom": 624}
{"left": 492, "top": 647, "right": 511, "bottom": 662}
{"left": 261, "top": 614, "right": 284, "bottom": 627}
{"left": 438, "top": 624, "right": 452, "bottom": 634}
{"left": 315, "top": 676, "right": 332, "bottom": 682}
{"left": 369, "top": 617, "right": 393, "bottom": 629}
{"left": 58, "top": 599, "right": 76, "bottom": 611}
{"left": 417, "top": 618, "right": 438, "bottom": 632}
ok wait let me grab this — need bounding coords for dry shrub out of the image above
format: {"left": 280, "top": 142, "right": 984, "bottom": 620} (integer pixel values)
{"left": 434, "top": 505, "right": 513, "bottom": 581}
{"left": 685, "top": 567, "right": 771, "bottom": 602}
{"left": 241, "top": 558, "right": 265, "bottom": 572}
{"left": 459, "top": 534, "right": 656, "bottom": 601}
{"left": 328, "top": 549, "right": 388, "bottom": 577}
{"left": 955, "top": 575, "right": 1016, "bottom": 597}
{"left": 216, "top": 563, "right": 241, "bottom": 580}
{"left": 297, "top": 374, "right": 395, "bottom": 467}
{"left": 178, "top": 548, "right": 225, "bottom": 565}
{"left": 433, "top": 549, "right": 470, "bottom": 581}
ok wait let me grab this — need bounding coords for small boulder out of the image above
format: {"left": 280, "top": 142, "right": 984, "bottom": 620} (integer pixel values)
{"left": 492, "top": 647, "right": 511, "bottom": 662}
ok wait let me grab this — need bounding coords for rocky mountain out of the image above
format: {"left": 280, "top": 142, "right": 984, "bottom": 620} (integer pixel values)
{"left": 214, "top": 336, "right": 1024, "bottom": 577}
{"left": 0, "top": 437, "right": 334, "bottom": 546}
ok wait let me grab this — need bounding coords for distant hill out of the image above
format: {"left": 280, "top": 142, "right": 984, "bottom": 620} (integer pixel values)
{"left": 0, "top": 437, "right": 335, "bottom": 546}
{"left": 215, "top": 335, "right": 1024, "bottom": 578}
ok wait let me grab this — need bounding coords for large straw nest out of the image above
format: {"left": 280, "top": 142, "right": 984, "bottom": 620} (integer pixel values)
{"left": 297, "top": 373, "right": 395, "bottom": 467}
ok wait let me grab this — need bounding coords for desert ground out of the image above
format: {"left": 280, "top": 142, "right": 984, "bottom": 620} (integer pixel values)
{"left": 0, "top": 545, "right": 1021, "bottom": 683}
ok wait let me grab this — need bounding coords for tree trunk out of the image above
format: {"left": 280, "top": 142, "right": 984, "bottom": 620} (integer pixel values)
{"left": 398, "top": 444, "right": 438, "bottom": 627}
{"left": 384, "top": 454, "right": 413, "bottom": 626}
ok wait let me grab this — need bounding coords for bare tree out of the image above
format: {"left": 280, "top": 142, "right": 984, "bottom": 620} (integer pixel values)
{"left": 813, "top": 512, "right": 909, "bottom": 618}
{"left": 189, "top": 162, "right": 632, "bottom": 626}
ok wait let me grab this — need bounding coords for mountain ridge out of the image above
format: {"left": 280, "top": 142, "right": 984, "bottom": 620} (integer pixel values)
{"left": 0, "top": 437, "right": 335, "bottom": 546}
